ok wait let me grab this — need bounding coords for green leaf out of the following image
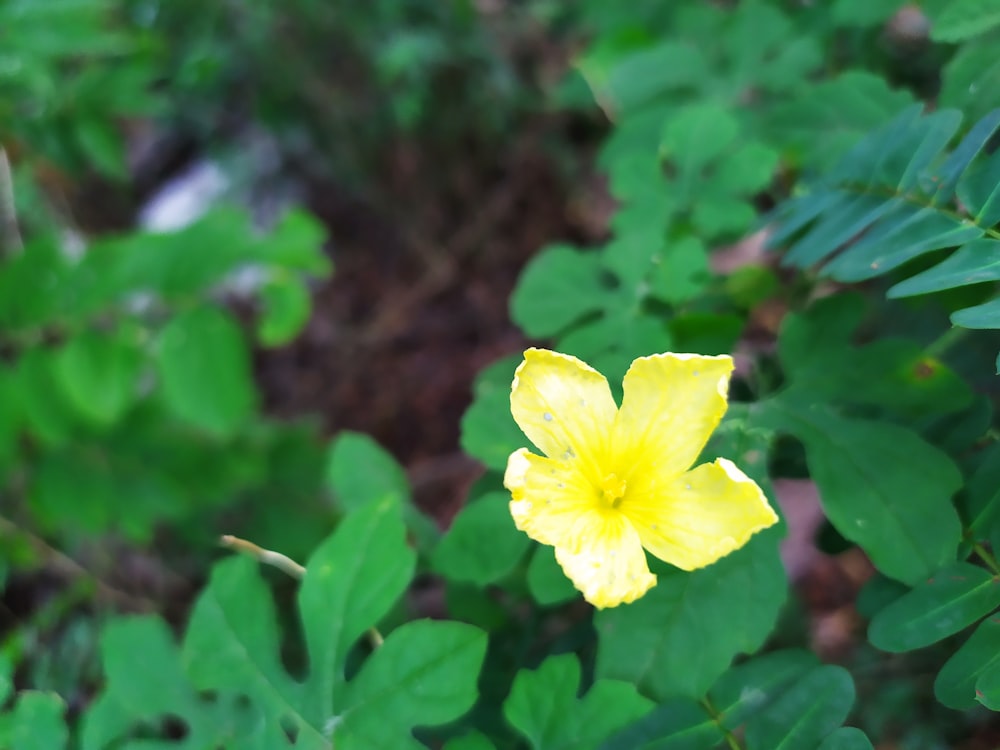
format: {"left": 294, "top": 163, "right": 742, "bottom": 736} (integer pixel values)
{"left": 832, "top": 0, "right": 909, "bottom": 27}
{"left": 744, "top": 666, "right": 855, "bottom": 750}
{"left": 89, "top": 498, "right": 484, "bottom": 748}
{"left": 598, "top": 41, "right": 705, "bottom": 114}
{"left": 17, "top": 348, "right": 80, "bottom": 447}
{"left": 156, "top": 306, "right": 256, "bottom": 436}
{"left": 596, "top": 530, "right": 786, "bottom": 699}
{"left": 817, "top": 727, "right": 875, "bottom": 750}
{"left": 74, "top": 118, "right": 126, "bottom": 179}
{"left": 777, "top": 294, "right": 972, "bottom": 417}
{"left": 889, "top": 238, "right": 1000, "bottom": 297}
{"left": 958, "top": 145, "right": 1000, "bottom": 227}
{"left": 765, "top": 71, "right": 916, "bottom": 170}
{"left": 661, "top": 103, "right": 739, "bottom": 172}
{"left": 709, "top": 650, "right": 820, "bottom": 732}
{"left": 257, "top": 272, "right": 312, "bottom": 346}
{"left": 511, "top": 245, "right": 609, "bottom": 338}
{"left": 939, "top": 33, "right": 1000, "bottom": 124}
{"left": 869, "top": 562, "right": 1000, "bottom": 651}
{"left": 432, "top": 491, "right": 531, "bottom": 585}
{"left": 82, "top": 616, "right": 256, "bottom": 749}
{"left": 443, "top": 733, "right": 498, "bottom": 750}
{"left": 934, "top": 616, "right": 1000, "bottom": 709}
{"left": 336, "top": 619, "right": 487, "bottom": 747}
{"left": 931, "top": 0, "right": 1000, "bottom": 41}
{"left": 755, "top": 398, "right": 963, "bottom": 585}
{"left": 647, "top": 236, "right": 711, "bottom": 305}
{"left": 504, "top": 653, "right": 654, "bottom": 750}
{"left": 326, "top": 431, "right": 409, "bottom": 511}
{"left": 53, "top": 328, "right": 141, "bottom": 428}
{"left": 527, "top": 545, "right": 578, "bottom": 606}
{"left": 0, "top": 691, "right": 69, "bottom": 750}
{"left": 460, "top": 358, "right": 524, "bottom": 472}
{"left": 596, "top": 697, "right": 723, "bottom": 750}
{"left": 976, "top": 658, "right": 1000, "bottom": 710}
{"left": 951, "top": 296, "right": 1000, "bottom": 329}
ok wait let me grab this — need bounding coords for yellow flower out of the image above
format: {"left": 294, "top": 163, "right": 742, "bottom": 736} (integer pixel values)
{"left": 504, "top": 348, "right": 778, "bottom": 609}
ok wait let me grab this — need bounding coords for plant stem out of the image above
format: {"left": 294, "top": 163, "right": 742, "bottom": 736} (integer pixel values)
{"left": 0, "top": 515, "right": 153, "bottom": 611}
{"left": 925, "top": 326, "right": 969, "bottom": 359}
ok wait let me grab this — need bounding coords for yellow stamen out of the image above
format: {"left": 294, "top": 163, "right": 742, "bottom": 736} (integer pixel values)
{"left": 600, "top": 473, "right": 627, "bottom": 507}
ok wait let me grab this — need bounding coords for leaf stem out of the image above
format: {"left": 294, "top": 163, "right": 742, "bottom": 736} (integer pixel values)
{"left": 700, "top": 697, "right": 742, "bottom": 750}
{"left": 220, "top": 534, "right": 385, "bottom": 648}
{"left": 925, "top": 326, "right": 970, "bottom": 359}
{"left": 972, "top": 539, "right": 1000, "bottom": 576}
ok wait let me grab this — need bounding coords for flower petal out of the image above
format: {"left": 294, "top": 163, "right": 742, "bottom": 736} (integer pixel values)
{"left": 553, "top": 513, "right": 657, "bottom": 608}
{"left": 510, "top": 348, "right": 617, "bottom": 473}
{"left": 612, "top": 353, "right": 733, "bottom": 479}
{"left": 505, "top": 447, "right": 599, "bottom": 550}
{"left": 621, "top": 457, "right": 778, "bottom": 571}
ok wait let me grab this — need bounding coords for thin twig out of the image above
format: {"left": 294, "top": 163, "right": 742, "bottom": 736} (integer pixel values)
{"left": 0, "top": 515, "right": 154, "bottom": 612}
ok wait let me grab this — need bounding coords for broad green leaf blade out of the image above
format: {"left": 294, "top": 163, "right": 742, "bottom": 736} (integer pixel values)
{"left": 257, "top": 273, "right": 311, "bottom": 347}
{"left": 504, "top": 654, "right": 580, "bottom": 749}
{"left": 940, "top": 35, "right": 1000, "bottom": 125}
{"left": 336, "top": 620, "right": 487, "bottom": 749}
{"left": 0, "top": 692, "right": 69, "bottom": 750}
{"left": 818, "top": 727, "right": 875, "bottom": 750}
{"left": 775, "top": 294, "right": 972, "bottom": 417}
{"left": 596, "top": 530, "right": 786, "bottom": 699}
{"left": 325, "top": 431, "right": 409, "bottom": 511}
{"left": 952, "top": 296, "right": 1000, "bottom": 329}
{"left": 755, "top": 399, "right": 962, "bottom": 585}
{"left": 869, "top": 562, "right": 1000, "bottom": 652}
{"left": 931, "top": 0, "right": 1000, "bottom": 41}
{"left": 460, "top": 358, "right": 524, "bottom": 472}
{"left": 182, "top": 556, "right": 315, "bottom": 743}
{"left": 527, "top": 545, "right": 578, "bottom": 606}
{"left": 511, "top": 245, "right": 609, "bottom": 338}
{"left": 744, "top": 666, "right": 855, "bottom": 750}
{"left": 976, "top": 659, "right": 1000, "bottom": 710}
{"left": 156, "top": 306, "right": 256, "bottom": 436}
{"left": 432, "top": 492, "right": 530, "bottom": 585}
{"left": 765, "top": 70, "right": 915, "bottom": 170}
{"left": 504, "top": 654, "right": 654, "bottom": 750}
{"left": 709, "top": 650, "right": 819, "bottom": 731}
{"left": 596, "top": 697, "right": 723, "bottom": 750}
{"left": 888, "top": 238, "right": 1000, "bottom": 297}
{"left": 443, "top": 733, "right": 498, "bottom": 750}
{"left": 935, "top": 616, "right": 1000, "bottom": 709}
{"left": 184, "top": 499, "right": 416, "bottom": 747}
{"left": 298, "top": 498, "right": 417, "bottom": 716}
{"left": 82, "top": 616, "right": 256, "bottom": 750}
{"left": 53, "top": 328, "right": 141, "bottom": 427}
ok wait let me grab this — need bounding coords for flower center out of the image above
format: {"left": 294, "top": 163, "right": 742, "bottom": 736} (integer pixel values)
{"left": 599, "top": 472, "right": 627, "bottom": 508}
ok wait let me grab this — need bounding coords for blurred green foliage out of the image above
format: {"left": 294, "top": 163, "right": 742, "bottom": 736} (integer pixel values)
{"left": 4, "top": 0, "right": 1000, "bottom": 748}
